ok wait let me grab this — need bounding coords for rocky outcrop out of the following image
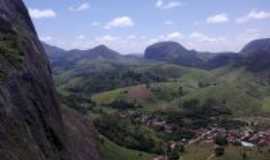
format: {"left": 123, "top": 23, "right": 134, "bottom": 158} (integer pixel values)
{"left": 239, "top": 38, "right": 270, "bottom": 72}
{"left": 63, "top": 108, "right": 101, "bottom": 160}
{"left": 241, "top": 38, "right": 270, "bottom": 55}
{"left": 144, "top": 41, "right": 204, "bottom": 67}
{"left": 0, "top": 0, "right": 100, "bottom": 160}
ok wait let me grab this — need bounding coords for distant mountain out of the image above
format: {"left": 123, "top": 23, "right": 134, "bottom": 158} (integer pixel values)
{"left": 68, "top": 45, "right": 121, "bottom": 60}
{"left": 43, "top": 42, "right": 68, "bottom": 68}
{"left": 43, "top": 43, "right": 121, "bottom": 62}
{"left": 205, "top": 52, "right": 241, "bottom": 69}
{"left": 43, "top": 43, "right": 147, "bottom": 64}
{"left": 45, "top": 38, "right": 270, "bottom": 73}
{"left": 241, "top": 38, "right": 270, "bottom": 55}
{"left": 125, "top": 53, "right": 144, "bottom": 58}
{"left": 44, "top": 43, "right": 127, "bottom": 72}
{"left": 239, "top": 39, "right": 270, "bottom": 72}
{"left": 143, "top": 41, "right": 240, "bottom": 69}
{"left": 43, "top": 42, "right": 67, "bottom": 58}
{"left": 144, "top": 41, "right": 203, "bottom": 67}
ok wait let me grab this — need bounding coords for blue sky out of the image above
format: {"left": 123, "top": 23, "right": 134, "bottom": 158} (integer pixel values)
{"left": 24, "top": 0, "right": 270, "bottom": 54}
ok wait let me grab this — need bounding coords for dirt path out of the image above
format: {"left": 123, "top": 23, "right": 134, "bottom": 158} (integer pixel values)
{"left": 206, "top": 153, "right": 215, "bottom": 160}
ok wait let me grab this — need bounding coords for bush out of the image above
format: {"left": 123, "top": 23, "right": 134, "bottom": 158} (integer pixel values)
{"left": 62, "top": 94, "right": 95, "bottom": 114}
{"left": 0, "top": 32, "right": 24, "bottom": 68}
{"left": 109, "top": 100, "right": 141, "bottom": 110}
{"left": 214, "top": 146, "right": 225, "bottom": 157}
{"left": 182, "top": 99, "right": 200, "bottom": 109}
{"left": 215, "top": 134, "right": 228, "bottom": 146}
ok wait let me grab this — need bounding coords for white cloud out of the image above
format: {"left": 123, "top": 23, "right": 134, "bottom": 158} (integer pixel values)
{"left": 156, "top": 0, "right": 163, "bottom": 8}
{"left": 40, "top": 36, "right": 53, "bottom": 42}
{"left": 104, "top": 16, "right": 134, "bottom": 29}
{"left": 166, "top": 32, "right": 184, "bottom": 39}
{"left": 165, "top": 1, "right": 182, "bottom": 9}
{"left": 95, "top": 35, "right": 119, "bottom": 43}
{"left": 69, "top": 2, "right": 90, "bottom": 12}
{"left": 236, "top": 10, "right": 270, "bottom": 23}
{"left": 190, "top": 32, "right": 224, "bottom": 42}
{"left": 91, "top": 21, "right": 100, "bottom": 27}
{"left": 207, "top": 13, "right": 229, "bottom": 24}
{"left": 29, "top": 8, "right": 56, "bottom": 19}
{"left": 164, "top": 20, "right": 174, "bottom": 25}
{"left": 236, "top": 28, "right": 262, "bottom": 43}
{"left": 127, "top": 35, "right": 137, "bottom": 40}
{"left": 156, "top": 0, "right": 183, "bottom": 9}
{"left": 77, "top": 35, "right": 86, "bottom": 40}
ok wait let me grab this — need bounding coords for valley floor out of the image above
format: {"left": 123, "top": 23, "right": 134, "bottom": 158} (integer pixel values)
{"left": 59, "top": 64, "right": 270, "bottom": 160}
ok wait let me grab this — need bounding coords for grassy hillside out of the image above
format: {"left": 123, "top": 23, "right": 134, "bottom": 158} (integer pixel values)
{"left": 92, "top": 66, "right": 270, "bottom": 116}
{"left": 55, "top": 61, "right": 201, "bottom": 96}
{"left": 98, "top": 135, "right": 155, "bottom": 160}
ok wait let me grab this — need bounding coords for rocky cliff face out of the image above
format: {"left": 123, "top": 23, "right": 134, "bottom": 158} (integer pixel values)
{"left": 0, "top": 0, "right": 100, "bottom": 160}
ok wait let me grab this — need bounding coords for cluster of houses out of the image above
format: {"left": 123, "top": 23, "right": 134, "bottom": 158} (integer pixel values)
{"left": 186, "top": 127, "right": 270, "bottom": 147}
{"left": 127, "top": 111, "right": 270, "bottom": 149}
{"left": 131, "top": 113, "right": 270, "bottom": 148}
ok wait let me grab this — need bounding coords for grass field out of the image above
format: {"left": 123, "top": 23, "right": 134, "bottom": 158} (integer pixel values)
{"left": 262, "top": 97, "right": 270, "bottom": 112}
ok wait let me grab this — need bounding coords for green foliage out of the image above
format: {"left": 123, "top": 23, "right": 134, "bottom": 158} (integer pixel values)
{"left": 167, "top": 144, "right": 184, "bottom": 160}
{"left": 182, "top": 144, "right": 270, "bottom": 160}
{"left": 56, "top": 67, "right": 166, "bottom": 96}
{"left": 93, "top": 88, "right": 127, "bottom": 105}
{"left": 215, "top": 135, "right": 228, "bottom": 146}
{"left": 0, "top": 32, "right": 24, "bottom": 68}
{"left": 98, "top": 135, "right": 155, "bottom": 160}
{"left": 95, "top": 113, "right": 164, "bottom": 154}
{"left": 61, "top": 94, "right": 96, "bottom": 114}
{"left": 182, "top": 71, "right": 266, "bottom": 116}
{"left": 168, "top": 150, "right": 180, "bottom": 160}
{"left": 262, "top": 98, "right": 270, "bottom": 112}
{"left": 182, "top": 98, "right": 200, "bottom": 109}
{"left": 178, "top": 86, "right": 184, "bottom": 97}
{"left": 55, "top": 61, "right": 200, "bottom": 96}
{"left": 109, "top": 100, "right": 143, "bottom": 110}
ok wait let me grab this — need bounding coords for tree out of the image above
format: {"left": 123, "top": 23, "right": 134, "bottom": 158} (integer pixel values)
{"left": 214, "top": 146, "right": 225, "bottom": 157}
{"left": 168, "top": 144, "right": 184, "bottom": 160}
{"left": 182, "top": 99, "right": 200, "bottom": 110}
{"left": 215, "top": 134, "right": 228, "bottom": 146}
{"left": 178, "top": 86, "right": 184, "bottom": 97}
{"left": 168, "top": 149, "right": 180, "bottom": 160}
{"left": 214, "top": 134, "right": 228, "bottom": 157}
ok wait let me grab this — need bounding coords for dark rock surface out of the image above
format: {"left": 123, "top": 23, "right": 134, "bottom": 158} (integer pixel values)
{"left": 0, "top": 0, "right": 100, "bottom": 160}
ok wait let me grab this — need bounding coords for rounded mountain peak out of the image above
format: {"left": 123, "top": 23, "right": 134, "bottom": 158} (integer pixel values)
{"left": 241, "top": 38, "right": 270, "bottom": 55}
{"left": 144, "top": 41, "right": 189, "bottom": 60}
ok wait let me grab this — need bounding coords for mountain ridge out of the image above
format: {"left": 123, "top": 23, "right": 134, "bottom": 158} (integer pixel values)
{"left": 45, "top": 37, "right": 270, "bottom": 72}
